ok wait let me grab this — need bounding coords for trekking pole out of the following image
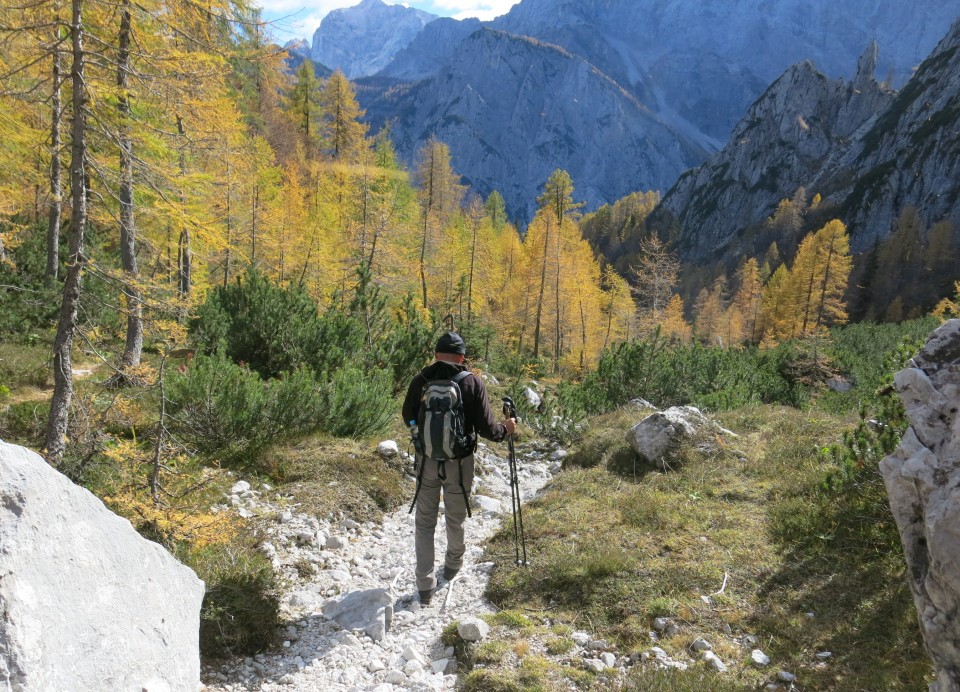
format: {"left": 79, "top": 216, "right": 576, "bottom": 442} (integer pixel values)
{"left": 502, "top": 397, "right": 528, "bottom": 567}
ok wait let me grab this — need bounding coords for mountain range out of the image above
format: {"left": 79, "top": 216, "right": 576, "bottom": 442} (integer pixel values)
{"left": 301, "top": 0, "right": 960, "bottom": 231}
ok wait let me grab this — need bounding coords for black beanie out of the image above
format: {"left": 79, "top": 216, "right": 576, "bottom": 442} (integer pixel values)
{"left": 435, "top": 331, "right": 466, "bottom": 355}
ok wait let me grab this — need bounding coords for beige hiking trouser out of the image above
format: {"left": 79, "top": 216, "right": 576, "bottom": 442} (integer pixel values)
{"left": 414, "top": 454, "right": 474, "bottom": 592}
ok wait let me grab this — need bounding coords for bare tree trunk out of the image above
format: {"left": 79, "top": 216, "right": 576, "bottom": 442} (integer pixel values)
{"left": 150, "top": 358, "right": 168, "bottom": 504}
{"left": 117, "top": 0, "right": 142, "bottom": 372}
{"left": 467, "top": 212, "right": 478, "bottom": 324}
{"left": 533, "top": 216, "right": 551, "bottom": 359}
{"left": 46, "top": 0, "right": 87, "bottom": 466}
{"left": 46, "top": 9, "right": 64, "bottom": 284}
{"left": 250, "top": 184, "right": 259, "bottom": 265}
{"left": 175, "top": 114, "right": 191, "bottom": 303}
{"left": 419, "top": 207, "right": 429, "bottom": 309}
{"left": 223, "top": 176, "right": 232, "bottom": 287}
{"left": 554, "top": 218, "right": 562, "bottom": 373}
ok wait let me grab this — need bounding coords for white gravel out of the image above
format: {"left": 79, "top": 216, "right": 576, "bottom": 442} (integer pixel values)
{"left": 203, "top": 440, "right": 557, "bottom": 691}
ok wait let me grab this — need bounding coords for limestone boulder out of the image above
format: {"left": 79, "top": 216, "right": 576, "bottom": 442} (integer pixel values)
{"left": 322, "top": 588, "right": 393, "bottom": 642}
{"left": 0, "top": 440, "right": 204, "bottom": 691}
{"left": 880, "top": 319, "right": 960, "bottom": 692}
{"left": 625, "top": 406, "right": 723, "bottom": 470}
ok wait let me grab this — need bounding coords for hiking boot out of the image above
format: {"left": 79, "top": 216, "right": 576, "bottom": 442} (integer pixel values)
{"left": 418, "top": 588, "right": 434, "bottom": 605}
{"left": 443, "top": 566, "right": 460, "bottom": 580}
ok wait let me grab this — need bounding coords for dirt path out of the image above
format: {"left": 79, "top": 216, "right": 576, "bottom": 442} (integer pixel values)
{"left": 203, "top": 440, "right": 559, "bottom": 691}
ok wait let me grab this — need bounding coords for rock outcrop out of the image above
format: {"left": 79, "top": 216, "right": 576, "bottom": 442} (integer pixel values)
{"left": 0, "top": 440, "right": 205, "bottom": 691}
{"left": 656, "top": 42, "right": 895, "bottom": 261}
{"left": 880, "top": 319, "right": 960, "bottom": 692}
{"left": 625, "top": 406, "right": 731, "bottom": 470}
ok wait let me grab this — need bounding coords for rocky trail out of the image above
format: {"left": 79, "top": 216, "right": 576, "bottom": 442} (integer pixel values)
{"left": 202, "top": 440, "right": 563, "bottom": 691}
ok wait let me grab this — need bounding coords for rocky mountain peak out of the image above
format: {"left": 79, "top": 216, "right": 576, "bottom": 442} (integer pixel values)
{"left": 854, "top": 40, "right": 879, "bottom": 90}
{"left": 311, "top": 1, "right": 437, "bottom": 79}
{"left": 658, "top": 43, "right": 898, "bottom": 261}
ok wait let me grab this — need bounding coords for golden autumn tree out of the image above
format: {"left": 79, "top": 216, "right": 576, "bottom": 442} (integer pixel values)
{"left": 414, "top": 137, "right": 464, "bottom": 309}
{"left": 320, "top": 70, "right": 368, "bottom": 163}
{"left": 630, "top": 235, "right": 680, "bottom": 336}
{"left": 660, "top": 294, "right": 692, "bottom": 344}
{"left": 791, "top": 220, "right": 852, "bottom": 337}
{"left": 732, "top": 258, "right": 764, "bottom": 344}
{"left": 600, "top": 265, "right": 636, "bottom": 349}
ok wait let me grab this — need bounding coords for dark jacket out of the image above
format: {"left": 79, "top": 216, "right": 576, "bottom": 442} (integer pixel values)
{"left": 402, "top": 361, "right": 507, "bottom": 447}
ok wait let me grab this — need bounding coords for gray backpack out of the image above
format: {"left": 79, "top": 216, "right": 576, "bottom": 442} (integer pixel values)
{"left": 417, "top": 370, "right": 473, "bottom": 460}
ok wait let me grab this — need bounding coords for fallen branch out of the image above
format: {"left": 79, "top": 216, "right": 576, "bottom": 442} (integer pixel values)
{"left": 442, "top": 575, "right": 460, "bottom": 611}
{"left": 711, "top": 571, "right": 730, "bottom": 596}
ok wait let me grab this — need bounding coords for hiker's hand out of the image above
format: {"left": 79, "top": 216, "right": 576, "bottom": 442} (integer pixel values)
{"left": 503, "top": 418, "right": 516, "bottom": 435}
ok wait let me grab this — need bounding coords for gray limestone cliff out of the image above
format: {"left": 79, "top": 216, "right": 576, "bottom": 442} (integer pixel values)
{"left": 379, "top": 17, "right": 483, "bottom": 81}
{"left": 880, "top": 319, "right": 960, "bottom": 692}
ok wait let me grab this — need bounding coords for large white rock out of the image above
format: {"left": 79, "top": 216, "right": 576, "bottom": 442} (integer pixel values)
{"left": 625, "top": 406, "right": 718, "bottom": 469}
{"left": 457, "top": 617, "right": 490, "bottom": 642}
{"left": 0, "top": 440, "right": 204, "bottom": 691}
{"left": 322, "top": 588, "right": 393, "bottom": 642}
{"left": 470, "top": 495, "right": 502, "bottom": 515}
{"left": 523, "top": 386, "right": 543, "bottom": 411}
{"left": 376, "top": 440, "right": 399, "bottom": 458}
{"left": 880, "top": 320, "right": 960, "bottom": 692}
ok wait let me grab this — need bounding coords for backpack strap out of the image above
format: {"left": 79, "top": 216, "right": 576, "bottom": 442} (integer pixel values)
{"left": 451, "top": 370, "right": 471, "bottom": 385}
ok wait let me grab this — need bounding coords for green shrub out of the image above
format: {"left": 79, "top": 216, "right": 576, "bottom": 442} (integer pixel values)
{"left": 0, "top": 400, "right": 49, "bottom": 445}
{"left": 192, "top": 270, "right": 359, "bottom": 380}
{"left": 818, "top": 317, "right": 939, "bottom": 412}
{"left": 167, "top": 354, "right": 326, "bottom": 466}
{"left": 168, "top": 354, "right": 394, "bottom": 467}
{"left": 318, "top": 366, "right": 395, "bottom": 438}
{"left": 0, "top": 220, "right": 115, "bottom": 338}
{"left": 182, "top": 543, "right": 280, "bottom": 658}
{"left": 192, "top": 267, "right": 437, "bottom": 393}
{"left": 548, "top": 336, "right": 806, "bottom": 430}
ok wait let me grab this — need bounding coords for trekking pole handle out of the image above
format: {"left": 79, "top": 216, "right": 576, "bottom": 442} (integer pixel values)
{"left": 502, "top": 396, "right": 516, "bottom": 419}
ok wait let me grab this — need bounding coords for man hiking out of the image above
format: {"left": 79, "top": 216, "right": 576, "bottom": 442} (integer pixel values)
{"left": 402, "top": 332, "right": 516, "bottom": 605}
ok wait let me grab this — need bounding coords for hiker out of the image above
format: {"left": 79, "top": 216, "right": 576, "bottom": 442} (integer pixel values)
{"left": 402, "top": 331, "right": 516, "bottom": 605}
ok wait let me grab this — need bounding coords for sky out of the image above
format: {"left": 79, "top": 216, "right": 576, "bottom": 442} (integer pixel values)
{"left": 258, "top": 0, "right": 519, "bottom": 43}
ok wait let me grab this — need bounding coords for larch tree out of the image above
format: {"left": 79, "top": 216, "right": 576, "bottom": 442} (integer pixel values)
{"left": 807, "top": 219, "right": 852, "bottom": 335}
{"left": 287, "top": 60, "right": 322, "bottom": 156}
{"left": 320, "top": 70, "right": 367, "bottom": 162}
{"left": 661, "top": 294, "right": 691, "bottom": 344}
{"left": 532, "top": 168, "right": 582, "bottom": 360}
{"left": 630, "top": 235, "right": 680, "bottom": 334}
{"left": 732, "top": 258, "right": 764, "bottom": 344}
{"left": 413, "top": 137, "right": 463, "bottom": 309}
{"left": 46, "top": 0, "right": 89, "bottom": 465}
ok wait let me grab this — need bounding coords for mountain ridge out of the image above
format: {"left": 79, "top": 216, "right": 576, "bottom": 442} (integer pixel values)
{"left": 653, "top": 18, "right": 960, "bottom": 267}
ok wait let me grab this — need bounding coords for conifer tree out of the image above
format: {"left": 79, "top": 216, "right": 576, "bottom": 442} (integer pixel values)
{"left": 414, "top": 137, "right": 463, "bottom": 309}
{"left": 320, "top": 70, "right": 367, "bottom": 162}
{"left": 630, "top": 235, "right": 680, "bottom": 334}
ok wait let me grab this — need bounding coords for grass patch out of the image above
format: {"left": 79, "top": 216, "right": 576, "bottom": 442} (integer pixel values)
{"left": 479, "top": 404, "right": 932, "bottom": 689}
{"left": 0, "top": 342, "right": 51, "bottom": 391}
{"left": 263, "top": 435, "right": 411, "bottom": 523}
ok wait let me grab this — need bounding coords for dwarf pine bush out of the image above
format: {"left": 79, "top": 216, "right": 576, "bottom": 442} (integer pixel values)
{"left": 167, "top": 354, "right": 326, "bottom": 466}
{"left": 553, "top": 336, "right": 806, "bottom": 421}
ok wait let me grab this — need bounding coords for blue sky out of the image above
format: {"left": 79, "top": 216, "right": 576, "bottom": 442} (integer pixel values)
{"left": 259, "top": 0, "right": 519, "bottom": 43}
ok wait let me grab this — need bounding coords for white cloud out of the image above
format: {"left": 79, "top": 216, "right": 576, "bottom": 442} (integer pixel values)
{"left": 257, "top": 0, "right": 518, "bottom": 42}
{"left": 432, "top": 1, "right": 518, "bottom": 21}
